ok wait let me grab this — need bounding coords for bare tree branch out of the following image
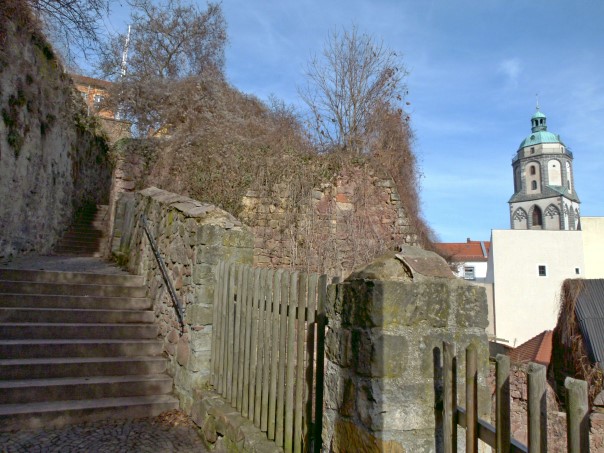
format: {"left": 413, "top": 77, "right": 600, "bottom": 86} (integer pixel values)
{"left": 299, "top": 26, "right": 408, "bottom": 155}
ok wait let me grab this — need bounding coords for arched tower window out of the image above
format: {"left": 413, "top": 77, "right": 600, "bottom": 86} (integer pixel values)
{"left": 531, "top": 206, "right": 543, "bottom": 229}
{"left": 548, "top": 159, "right": 562, "bottom": 186}
{"left": 525, "top": 162, "right": 540, "bottom": 193}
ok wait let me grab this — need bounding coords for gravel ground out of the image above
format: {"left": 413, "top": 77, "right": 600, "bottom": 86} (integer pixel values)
{"left": 0, "top": 410, "right": 209, "bottom": 453}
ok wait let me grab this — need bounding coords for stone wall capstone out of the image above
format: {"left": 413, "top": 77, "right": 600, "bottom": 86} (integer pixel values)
{"left": 112, "top": 187, "right": 253, "bottom": 412}
{"left": 0, "top": 15, "right": 112, "bottom": 259}
{"left": 322, "top": 248, "right": 490, "bottom": 452}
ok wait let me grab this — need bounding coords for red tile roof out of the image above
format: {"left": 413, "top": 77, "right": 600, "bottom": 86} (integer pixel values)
{"left": 434, "top": 239, "right": 490, "bottom": 262}
{"left": 70, "top": 74, "right": 112, "bottom": 89}
{"left": 509, "top": 330, "right": 553, "bottom": 366}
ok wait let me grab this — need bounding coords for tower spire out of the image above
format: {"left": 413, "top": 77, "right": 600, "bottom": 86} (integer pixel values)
{"left": 536, "top": 93, "right": 540, "bottom": 111}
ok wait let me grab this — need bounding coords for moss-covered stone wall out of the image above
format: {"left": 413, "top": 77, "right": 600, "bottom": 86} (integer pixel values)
{"left": 0, "top": 12, "right": 111, "bottom": 259}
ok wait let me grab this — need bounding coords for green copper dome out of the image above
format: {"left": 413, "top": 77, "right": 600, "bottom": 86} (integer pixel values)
{"left": 519, "top": 131, "right": 563, "bottom": 149}
{"left": 518, "top": 108, "right": 564, "bottom": 148}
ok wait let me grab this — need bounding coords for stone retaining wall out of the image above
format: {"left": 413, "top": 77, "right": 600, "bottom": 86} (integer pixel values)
{"left": 0, "top": 15, "right": 112, "bottom": 259}
{"left": 112, "top": 187, "right": 253, "bottom": 411}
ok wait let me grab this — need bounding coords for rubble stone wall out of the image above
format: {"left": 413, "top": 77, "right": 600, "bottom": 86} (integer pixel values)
{"left": 487, "top": 362, "right": 604, "bottom": 452}
{"left": 112, "top": 187, "right": 253, "bottom": 411}
{"left": 239, "top": 170, "right": 417, "bottom": 277}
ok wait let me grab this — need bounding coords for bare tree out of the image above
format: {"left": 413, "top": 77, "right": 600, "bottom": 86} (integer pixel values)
{"left": 27, "top": 0, "right": 110, "bottom": 60}
{"left": 98, "top": 0, "right": 227, "bottom": 136}
{"left": 300, "top": 26, "right": 408, "bottom": 155}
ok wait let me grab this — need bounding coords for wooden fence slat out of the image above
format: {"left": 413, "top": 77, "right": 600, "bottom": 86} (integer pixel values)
{"left": 210, "top": 261, "right": 223, "bottom": 388}
{"left": 232, "top": 264, "right": 244, "bottom": 408}
{"left": 249, "top": 268, "right": 261, "bottom": 424}
{"left": 565, "top": 377, "right": 589, "bottom": 453}
{"left": 276, "top": 270, "right": 291, "bottom": 447}
{"left": 236, "top": 266, "right": 248, "bottom": 413}
{"left": 496, "top": 354, "right": 511, "bottom": 453}
{"left": 268, "top": 269, "right": 283, "bottom": 440}
{"left": 261, "top": 269, "right": 275, "bottom": 432}
{"left": 242, "top": 266, "right": 253, "bottom": 416}
{"left": 225, "top": 263, "right": 237, "bottom": 402}
{"left": 313, "top": 275, "right": 327, "bottom": 453}
{"left": 443, "top": 342, "right": 457, "bottom": 453}
{"left": 304, "top": 273, "right": 318, "bottom": 450}
{"left": 465, "top": 344, "right": 478, "bottom": 453}
{"left": 527, "top": 362, "right": 547, "bottom": 453}
{"left": 293, "top": 273, "right": 308, "bottom": 453}
{"left": 255, "top": 268, "right": 269, "bottom": 427}
{"left": 218, "top": 262, "right": 230, "bottom": 395}
{"left": 284, "top": 271, "right": 299, "bottom": 453}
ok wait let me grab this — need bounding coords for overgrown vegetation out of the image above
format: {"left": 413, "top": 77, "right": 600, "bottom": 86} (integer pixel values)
{"left": 3, "top": 0, "right": 435, "bottom": 269}
{"left": 551, "top": 279, "right": 603, "bottom": 406}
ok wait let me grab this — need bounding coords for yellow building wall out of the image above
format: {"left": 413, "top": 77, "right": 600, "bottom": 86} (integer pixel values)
{"left": 582, "top": 217, "right": 604, "bottom": 278}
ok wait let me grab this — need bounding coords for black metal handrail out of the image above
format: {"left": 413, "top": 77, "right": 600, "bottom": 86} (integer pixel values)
{"left": 140, "top": 214, "right": 185, "bottom": 332}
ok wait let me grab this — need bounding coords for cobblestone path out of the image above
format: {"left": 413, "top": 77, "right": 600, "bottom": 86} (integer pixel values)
{"left": 0, "top": 411, "right": 208, "bottom": 453}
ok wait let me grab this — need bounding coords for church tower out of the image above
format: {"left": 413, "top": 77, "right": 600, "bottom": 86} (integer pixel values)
{"left": 508, "top": 108, "right": 580, "bottom": 230}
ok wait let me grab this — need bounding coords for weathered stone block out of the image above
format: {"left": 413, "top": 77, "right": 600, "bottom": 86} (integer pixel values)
{"left": 453, "top": 283, "right": 488, "bottom": 329}
{"left": 351, "top": 329, "right": 408, "bottom": 378}
{"left": 188, "top": 304, "right": 213, "bottom": 326}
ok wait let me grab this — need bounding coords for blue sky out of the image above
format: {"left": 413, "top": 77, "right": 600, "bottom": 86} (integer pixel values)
{"left": 98, "top": 0, "right": 604, "bottom": 242}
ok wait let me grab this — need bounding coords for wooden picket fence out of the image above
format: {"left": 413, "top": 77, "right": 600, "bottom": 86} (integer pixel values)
{"left": 442, "top": 342, "right": 590, "bottom": 453}
{"left": 210, "top": 261, "right": 328, "bottom": 453}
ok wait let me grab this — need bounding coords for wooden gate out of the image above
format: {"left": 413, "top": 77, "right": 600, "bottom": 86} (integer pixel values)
{"left": 211, "top": 261, "right": 328, "bottom": 453}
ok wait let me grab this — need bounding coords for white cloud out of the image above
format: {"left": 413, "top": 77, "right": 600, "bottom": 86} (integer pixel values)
{"left": 498, "top": 58, "right": 522, "bottom": 88}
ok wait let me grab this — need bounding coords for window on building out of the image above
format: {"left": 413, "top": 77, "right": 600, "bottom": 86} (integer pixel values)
{"left": 575, "top": 268, "right": 580, "bottom": 275}
{"left": 530, "top": 165, "right": 536, "bottom": 175}
{"left": 530, "top": 147, "right": 535, "bottom": 154}
{"left": 532, "top": 206, "right": 543, "bottom": 227}
{"left": 531, "top": 180, "right": 537, "bottom": 190}
{"left": 464, "top": 266, "right": 475, "bottom": 280}
{"left": 93, "top": 94, "right": 105, "bottom": 108}
{"left": 538, "top": 265, "right": 547, "bottom": 277}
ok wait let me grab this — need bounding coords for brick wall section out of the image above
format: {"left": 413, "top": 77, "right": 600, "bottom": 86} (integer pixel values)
{"left": 241, "top": 169, "right": 418, "bottom": 277}
{"left": 112, "top": 187, "right": 253, "bottom": 412}
{"left": 487, "top": 362, "right": 604, "bottom": 451}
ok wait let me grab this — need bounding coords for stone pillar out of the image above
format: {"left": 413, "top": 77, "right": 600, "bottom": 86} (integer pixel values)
{"left": 322, "top": 247, "right": 490, "bottom": 452}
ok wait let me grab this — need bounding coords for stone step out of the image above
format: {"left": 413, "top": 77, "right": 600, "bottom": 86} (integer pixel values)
{"left": 0, "top": 281, "right": 146, "bottom": 297}
{"left": 0, "top": 307, "right": 155, "bottom": 323}
{"left": 0, "top": 374, "right": 173, "bottom": 404}
{"left": 0, "top": 339, "right": 163, "bottom": 359}
{"left": 0, "top": 269, "right": 142, "bottom": 286}
{"left": 0, "top": 322, "right": 158, "bottom": 340}
{"left": 0, "top": 293, "right": 151, "bottom": 310}
{"left": 0, "top": 394, "right": 179, "bottom": 431}
{"left": 0, "top": 356, "right": 167, "bottom": 380}
{"left": 52, "top": 246, "right": 103, "bottom": 256}
{"left": 60, "top": 230, "right": 104, "bottom": 240}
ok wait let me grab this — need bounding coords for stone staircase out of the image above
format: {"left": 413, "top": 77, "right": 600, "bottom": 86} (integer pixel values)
{"left": 53, "top": 204, "right": 109, "bottom": 257}
{"left": 0, "top": 206, "right": 179, "bottom": 431}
